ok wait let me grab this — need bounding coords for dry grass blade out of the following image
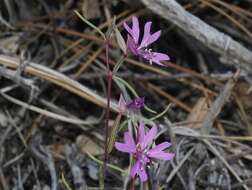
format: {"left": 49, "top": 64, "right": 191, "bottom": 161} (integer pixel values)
{"left": 0, "top": 90, "right": 94, "bottom": 125}
{"left": 204, "top": 140, "right": 250, "bottom": 190}
{"left": 200, "top": 0, "right": 252, "bottom": 39}
{"left": 0, "top": 54, "right": 119, "bottom": 112}
{"left": 201, "top": 72, "right": 238, "bottom": 133}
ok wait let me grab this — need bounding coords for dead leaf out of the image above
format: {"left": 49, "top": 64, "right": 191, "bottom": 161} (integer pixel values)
{"left": 186, "top": 97, "right": 210, "bottom": 128}
{"left": 234, "top": 81, "right": 252, "bottom": 109}
{"left": 47, "top": 143, "right": 65, "bottom": 155}
{"left": 76, "top": 134, "right": 104, "bottom": 155}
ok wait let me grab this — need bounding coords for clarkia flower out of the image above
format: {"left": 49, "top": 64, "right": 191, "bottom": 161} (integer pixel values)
{"left": 119, "top": 94, "right": 145, "bottom": 113}
{"left": 124, "top": 16, "right": 170, "bottom": 66}
{"left": 115, "top": 122, "right": 174, "bottom": 181}
{"left": 126, "top": 97, "right": 145, "bottom": 110}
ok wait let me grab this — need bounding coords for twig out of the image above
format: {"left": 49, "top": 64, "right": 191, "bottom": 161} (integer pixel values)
{"left": 201, "top": 71, "right": 238, "bottom": 133}
{"left": 0, "top": 54, "right": 119, "bottom": 112}
{"left": 203, "top": 140, "right": 250, "bottom": 190}
{"left": 29, "top": 134, "right": 58, "bottom": 190}
{"left": 0, "top": 147, "right": 9, "bottom": 190}
{"left": 64, "top": 145, "right": 87, "bottom": 190}
{"left": 0, "top": 167, "right": 9, "bottom": 190}
{"left": 166, "top": 147, "right": 195, "bottom": 183}
{"left": 171, "top": 127, "right": 251, "bottom": 190}
{"left": 0, "top": 90, "right": 97, "bottom": 125}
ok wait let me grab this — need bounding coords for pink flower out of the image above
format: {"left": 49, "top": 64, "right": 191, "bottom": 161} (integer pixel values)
{"left": 115, "top": 122, "right": 174, "bottom": 182}
{"left": 126, "top": 97, "right": 145, "bottom": 110}
{"left": 124, "top": 16, "right": 170, "bottom": 66}
{"left": 119, "top": 94, "right": 145, "bottom": 114}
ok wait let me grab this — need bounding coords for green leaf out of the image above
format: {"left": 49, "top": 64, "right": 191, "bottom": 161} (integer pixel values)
{"left": 149, "top": 103, "right": 171, "bottom": 121}
{"left": 106, "top": 16, "right": 116, "bottom": 38}
{"left": 74, "top": 10, "right": 105, "bottom": 39}
{"left": 86, "top": 152, "right": 125, "bottom": 173}
{"left": 61, "top": 172, "right": 73, "bottom": 190}
{"left": 107, "top": 114, "right": 122, "bottom": 153}
{"left": 113, "top": 55, "right": 126, "bottom": 74}
{"left": 99, "top": 166, "right": 104, "bottom": 190}
{"left": 115, "top": 26, "right": 127, "bottom": 54}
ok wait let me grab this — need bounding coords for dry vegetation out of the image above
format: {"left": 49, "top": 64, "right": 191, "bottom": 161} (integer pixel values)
{"left": 0, "top": 0, "right": 252, "bottom": 189}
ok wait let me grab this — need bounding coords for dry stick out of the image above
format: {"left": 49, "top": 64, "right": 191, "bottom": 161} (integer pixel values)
{"left": 166, "top": 147, "right": 195, "bottom": 183}
{"left": 126, "top": 58, "right": 218, "bottom": 96}
{"left": 74, "top": 47, "right": 104, "bottom": 77}
{"left": 141, "top": 0, "right": 252, "bottom": 74}
{"left": 26, "top": 42, "right": 98, "bottom": 141}
{"left": 65, "top": 145, "right": 87, "bottom": 190}
{"left": 164, "top": 61, "right": 222, "bottom": 87}
{"left": 200, "top": 0, "right": 252, "bottom": 39}
{"left": 200, "top": 71, "right": 238, "bottom": 134}
{"left": 30, "top": 135, "right": 58, "bottom": 190}
{"left": 146, "top": 82, "right": 192, "bottom": 112}
{"left": 0, "top": 54, "right": 119, "bottom": 112}
{"left": 232, "top": 178, "right": 252, "bottom": 189}
{"left": 0, "top": 138, "right": 9, "bottom": 190}
{"left": 235, "top": 97, "right": 252, "bottom": 136}
{"left": 0, "top": 167, "right": 9, "bottom": 190}
{"left": 203, "top": 139, "right": 250, "bottom": 190}
{"left": 207, "top": 0, "right": 252, "bottom": 21}
{"left": 103, "top": 38, "right": 111, "bottom": 175}
{"left": 172, "top": 127, "right": 251, "bottom": 190}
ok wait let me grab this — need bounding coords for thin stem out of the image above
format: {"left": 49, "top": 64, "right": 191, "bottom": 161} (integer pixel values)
{"left": 103, "top": 38, "right": 112, "bottom": 179}
{"left": 129, "top": 177, "right": 135, "bottom": 190}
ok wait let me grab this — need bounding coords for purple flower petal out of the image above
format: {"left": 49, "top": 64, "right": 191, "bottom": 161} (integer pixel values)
{"left": 132, "top": 16, "right": 140, "bottom": 43}
{"left": 146, "top": 30, "right": 161, "bottom": 47}
{"left": 123, "top": 22, "right": 132, "bottom": 36}
{"left": 123, "top": 16, "right": 139, "bottom": 44}
{"left": 153, "top": 52, "right": 170, "bottom": 61}
{"left": 126, "top": 97, "right": 145, "bottom": 110}
{"left": 115, "top": 132, "right": 136, "bottom": 153}
{"left": 138, "top": 166, "right": 148, "bottom": 182}
{"left": 147, "top": 142, "right": 171, "bottom": 155}
{"left": 148, "top": 151, "right": 175, "bottom": 160}
{"left": 124, "top": 132, "right": 136, "bottom": 149}
{"left": 141, "top": 154, "right": 150, "bottom": 164}
{"left": 139, "top": 21, "right": 152, "bottom": 48}
{"left": 115, "top": 142, "right": 135, "bottom": 153}
{"left": 142, "top": 125, "right": 157, "bottom": 149}
{"left": 127, "top": 35, "right": 139, "bottom": 55}
{"left": 140, "top": 29, "right": 161, "bottom": 49}
{"left": 130, "top": 160, "right": 140, "bottom": 177}
{"left": 138, "top": 122, "right": 145, "bottom": 144}
{"left": 151, "top": 52, "right": 170, "bottom": 66}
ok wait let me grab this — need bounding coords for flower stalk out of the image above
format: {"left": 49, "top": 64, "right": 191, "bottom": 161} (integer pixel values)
{"left": 104, "top": 38, "right": 112, "bottom": 175}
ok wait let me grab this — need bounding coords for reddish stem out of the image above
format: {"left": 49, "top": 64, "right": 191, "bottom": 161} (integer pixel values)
{"left": 103, "top": 38, "right": 112, "bottom": 177}
{"left": 129, "top": 177, "right": 135, "bottom": 190}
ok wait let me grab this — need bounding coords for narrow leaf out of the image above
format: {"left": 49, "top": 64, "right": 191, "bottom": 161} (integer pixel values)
{"left": 74, "top": 10, "right": 105, "bottom": 39}
{"left": 106, "top": 16, "right": 116, "bottom": 38}
{"left": 115, "top": 27, "right": 127, "bottom": 54}
{"left": 61, "top": 172, "right": 73, "bottom": 190}
{"left": 108, "top": 114, "right": 122, "bottom": 153}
